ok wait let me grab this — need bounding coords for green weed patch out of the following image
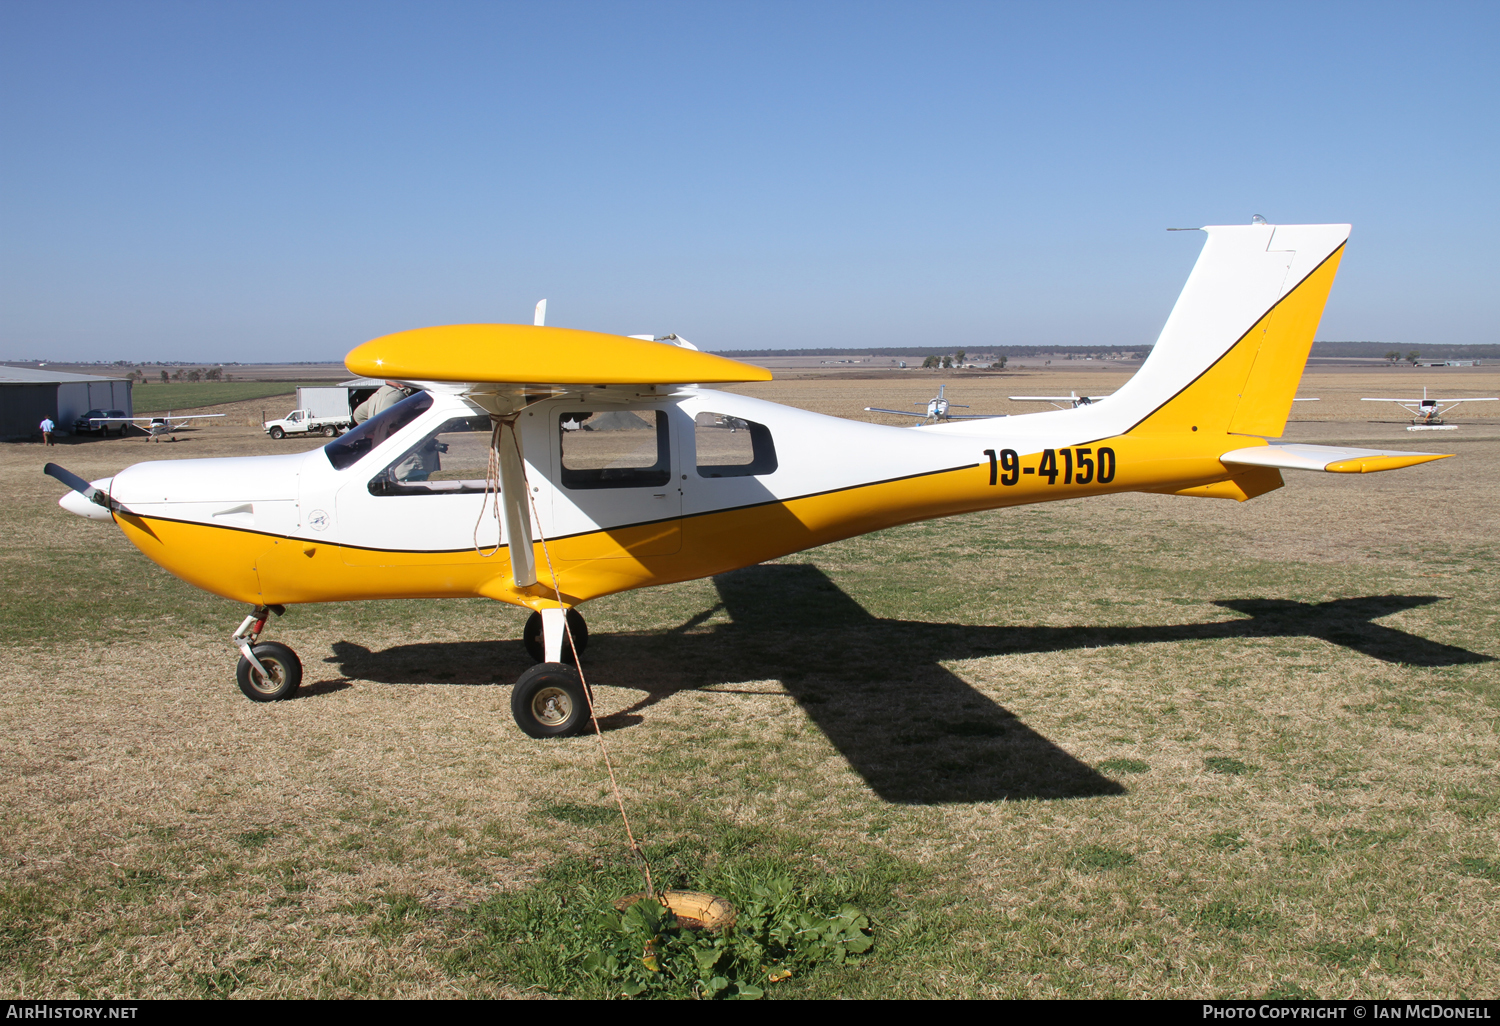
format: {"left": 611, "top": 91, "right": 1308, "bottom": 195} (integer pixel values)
{"left": 1097, "top": 758, "right": 1149, "bottom": 774}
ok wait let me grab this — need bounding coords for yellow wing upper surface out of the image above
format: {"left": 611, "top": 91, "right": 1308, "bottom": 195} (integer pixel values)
{"left": 345, "top": 323, "right": 772, "bottom": 386}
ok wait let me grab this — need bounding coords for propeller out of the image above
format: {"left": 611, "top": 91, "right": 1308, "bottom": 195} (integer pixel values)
{"left": 44, "top": 463, "right": 128, "bottom": 516}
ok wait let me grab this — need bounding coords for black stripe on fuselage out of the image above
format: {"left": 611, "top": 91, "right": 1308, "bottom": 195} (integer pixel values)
{"left": 124, "top": 459, "right": 982, "bottom": 558}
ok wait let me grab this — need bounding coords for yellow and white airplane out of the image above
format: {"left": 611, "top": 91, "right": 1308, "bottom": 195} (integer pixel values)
{"left": 47, "top": 221, "right": 1452, "bottom": 738}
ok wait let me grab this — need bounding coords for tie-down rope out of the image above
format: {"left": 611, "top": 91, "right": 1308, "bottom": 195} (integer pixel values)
{"left": 472, "top": 418, "right": 505, "bottom": 557}
{"left": 500, "top": 419, "right": 656, "bottom": 898}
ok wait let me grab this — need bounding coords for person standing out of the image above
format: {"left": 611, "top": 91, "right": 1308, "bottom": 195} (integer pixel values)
{"left": 40, "top": 416, "right": 55, "bottom": 446}
{"left": 351, "top": 381, "right": 414, "bottom": 424}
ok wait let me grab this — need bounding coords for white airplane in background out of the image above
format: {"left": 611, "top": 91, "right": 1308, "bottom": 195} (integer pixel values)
{"left": 1009, "top": 393, "right": 1317, "bottom": 411}
{"left": 865, "top": 385, "right": 1002, "bottom": 423}
{"left": 1361, "top": 388, "right": 1498, "bottom": 430}
{"left": 46, "top": 221, "right": 1456, "bottom": 741}
{"left": 1009, "top": 391, "right": 1112, "bottom": 410}
{"left": 93, "top": 412, "right": 226, "bottom": 442}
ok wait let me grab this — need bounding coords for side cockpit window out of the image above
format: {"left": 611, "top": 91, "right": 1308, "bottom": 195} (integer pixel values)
{"left": 367, "top": 414, "right": 493, "bottom": 495}
{"left": 694, "top": 412, "right": 777, "bottom": 478}
{"left": 559, "top": 411, "right": 671, "bottom": 489}
{"left": 324, "top": 391, "right": 434, "bottom": 470}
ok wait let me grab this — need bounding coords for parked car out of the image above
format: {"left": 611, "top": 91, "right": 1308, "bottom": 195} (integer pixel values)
{"left": 74, "top": 409, "right": 129, "bottom": 436}
{"left": 263, "top": 408, "right": 353, "bottom": 439}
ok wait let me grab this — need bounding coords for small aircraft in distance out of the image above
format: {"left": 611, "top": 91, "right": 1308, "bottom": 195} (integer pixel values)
{"left": 1010, "top": 393, "right": 1319, "bottom": 410}
{"left": 1361, "top": 388, "right": 1498, "bottom": 430}
{"left": 92, "top": 412, "right": 226, "bottom": 442}
{"left": 865, "top": 385, "right": 1002, "bottom": 423}
{"left": 1008, "top": 391, "right": 1112, "bottom": 410}
{"left": 47, "top": 221, "right": 1457, "bottom": 741}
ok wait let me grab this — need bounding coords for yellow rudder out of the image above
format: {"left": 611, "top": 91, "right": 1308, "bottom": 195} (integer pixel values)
{"left": 1129, "top": 244, "right": 1345, "bottom": 439}
{"left": 1226, "top": 246, "right": 1345, "bottom": 437}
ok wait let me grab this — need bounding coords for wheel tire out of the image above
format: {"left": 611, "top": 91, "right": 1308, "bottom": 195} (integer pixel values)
{"left": 269, "top": 426, "right": 285, "bottom": 440}
{"left": 522, "top": 608, "right": 588, "bottom": 664}
{"left": 322, "top": 425, "right": 336, "bottom": 437}
{"left": 511, "top": 663, "right": 588, "bottom": 738}
{"left": 235, "top": 641, "right": 302, "bottom": 702}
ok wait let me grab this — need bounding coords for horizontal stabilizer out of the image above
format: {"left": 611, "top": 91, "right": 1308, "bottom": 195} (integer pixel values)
{"left": 1221, "top": 443, "right": 1450, "bottom": 474}
{"left": 346, "top": 324, "right": 771, "bottom": 386}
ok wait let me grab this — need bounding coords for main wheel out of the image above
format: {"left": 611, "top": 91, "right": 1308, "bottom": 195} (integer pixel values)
{"left": 511, "top": 663, "right": 589, "bottom": 738}
{"left": 322, "top": 425, "right": 337, "bottom": 437}
{"left": 522, "top": 608, "right": 588, "bottom": 664}
{"left": 269, "top": 426, "right": 285, "bottom": 440}
{"left": 235, "top": 641, "right": 303, "bottom": 702}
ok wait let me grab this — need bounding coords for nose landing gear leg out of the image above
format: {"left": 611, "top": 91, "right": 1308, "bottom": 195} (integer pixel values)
{"left": 231, "top": 604, "right": 301, "bottom": 702}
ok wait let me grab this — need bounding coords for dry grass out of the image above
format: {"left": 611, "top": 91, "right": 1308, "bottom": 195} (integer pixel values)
{"left": 1, "top": 374, "right": 1497, "bottom": 998}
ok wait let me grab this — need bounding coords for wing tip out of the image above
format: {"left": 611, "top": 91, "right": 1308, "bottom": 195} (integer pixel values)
{"left": 1325, "top": 452, "right": 1453, "bottom": 474}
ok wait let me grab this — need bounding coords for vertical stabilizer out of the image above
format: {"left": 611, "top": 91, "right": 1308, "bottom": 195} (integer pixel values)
{"left": 1121, "top": 223, "right": 1349, "bottom": 438}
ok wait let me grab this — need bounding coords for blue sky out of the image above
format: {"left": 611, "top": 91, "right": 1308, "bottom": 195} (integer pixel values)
{"left": 2, "top": 1, "right": 1496, "bottom": 360}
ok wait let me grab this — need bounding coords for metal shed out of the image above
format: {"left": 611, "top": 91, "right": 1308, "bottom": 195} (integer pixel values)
{"left": 0, "top": 367, "right": 134, "bottom": 440}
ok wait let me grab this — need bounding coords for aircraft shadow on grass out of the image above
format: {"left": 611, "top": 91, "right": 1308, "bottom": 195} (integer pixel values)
{"left": 324, "top": 564, "right": 1491, "bottom": 806}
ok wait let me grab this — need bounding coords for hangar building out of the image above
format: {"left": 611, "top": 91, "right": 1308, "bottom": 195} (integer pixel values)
{"left": 0, "top": 367, "right": 134, "bottom": 440}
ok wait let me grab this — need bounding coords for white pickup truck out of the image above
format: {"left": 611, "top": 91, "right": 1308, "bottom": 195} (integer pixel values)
{"left": 263, "top": 408, "right": 353, "bottom": 440}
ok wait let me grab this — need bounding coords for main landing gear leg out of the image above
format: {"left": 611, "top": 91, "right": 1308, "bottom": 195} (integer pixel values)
{"left": 231, "top": 604, "right": 301, "bottom": 702}
{"left": 512, "top": 607, "right": 590, "bottom": 738}
{"left": 522, "top": 607, "right": 588, "bottom": 664}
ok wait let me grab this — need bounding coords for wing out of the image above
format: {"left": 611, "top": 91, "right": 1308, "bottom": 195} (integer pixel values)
{"left": 163, "top": 414, "right": 227, "bottom": 421}
{"left": 345, "top": 323, "right": 770, "bottom": 388}
{"left": 344, "top": 323, "right": 773, "bottom": 594}
{"left": 864, "top": 408, "right": 929, "bottom": 418}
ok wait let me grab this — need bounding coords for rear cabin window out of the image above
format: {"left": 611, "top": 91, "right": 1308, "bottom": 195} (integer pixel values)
{"left": 324, "top": 391, "right": 434, "bottom": 470}
{"left": 367, "top": 414, "right": 493, "bottom": 495}
{"left": 694, "top": 412, "right": 777, "bottom": 478}
{"left": 559, "top": 411, "right": 671, "bottom": 489}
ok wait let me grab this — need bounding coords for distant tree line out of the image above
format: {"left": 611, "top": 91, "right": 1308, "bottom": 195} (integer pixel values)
{"left": 715, "top": 345, "right": 1147, "bottom": 359}
{"left": 1311, "top": 341, "right": 1500, "bottom": 359}
{"left": 714, "top": 341, "right": 1500, "bottom": 361}
{"left": 918, "top": 351, "right": 1010, "bottom": 370}
{"left": 126, "top": 366, "right": 230, "bottom": 384}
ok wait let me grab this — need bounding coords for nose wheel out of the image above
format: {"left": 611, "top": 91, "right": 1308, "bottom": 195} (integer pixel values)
{"left": 230, "top": 605, "right": 300, "bottom": 702}
{"left": 236, "top": 641, "right": 302, "bottom": 701}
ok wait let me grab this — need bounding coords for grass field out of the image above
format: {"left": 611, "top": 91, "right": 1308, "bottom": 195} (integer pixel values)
{"left": 2, "top": 373, "right": 1497, "bottom": 998}
{"left": 130, "top": 381, "right": 324, "bottom": 413}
